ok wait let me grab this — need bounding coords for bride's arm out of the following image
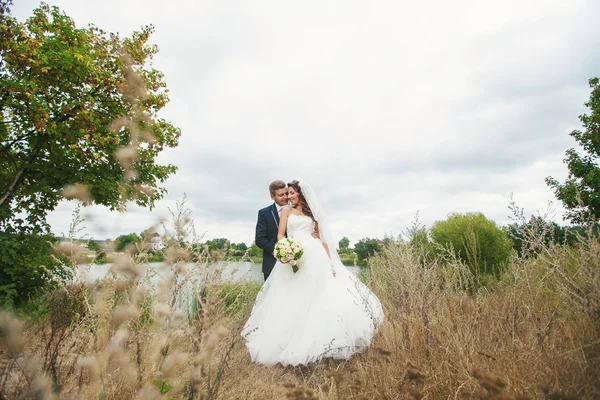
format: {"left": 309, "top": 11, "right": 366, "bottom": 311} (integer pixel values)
{"left": 277, "top": 207, "right": 291, "bottom": 241}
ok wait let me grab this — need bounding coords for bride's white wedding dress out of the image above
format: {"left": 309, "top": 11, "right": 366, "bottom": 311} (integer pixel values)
{"left": 242, "top": 213, "right": 384, "bottom": 366}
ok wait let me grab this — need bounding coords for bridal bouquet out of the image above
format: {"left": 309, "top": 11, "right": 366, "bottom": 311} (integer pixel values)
{"left": 273, "top": 237, "right": 303, "bottom": 273}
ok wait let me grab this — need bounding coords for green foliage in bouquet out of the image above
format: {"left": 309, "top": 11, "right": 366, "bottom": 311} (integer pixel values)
{"left": 273, "top": 237, "right": 304, "bottom": 273}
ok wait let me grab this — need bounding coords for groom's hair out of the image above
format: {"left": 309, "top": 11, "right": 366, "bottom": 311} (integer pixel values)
{"left": 269, "top": 180, "right": 286, "bottom": 195}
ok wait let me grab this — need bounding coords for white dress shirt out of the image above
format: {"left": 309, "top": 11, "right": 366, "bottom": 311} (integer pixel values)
{"left": 276, "top": 204, "right": 285, "bottom": 216}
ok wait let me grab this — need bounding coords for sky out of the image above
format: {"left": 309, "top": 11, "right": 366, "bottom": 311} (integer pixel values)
{"left": 12, "top": 0, "right": 600, "bottom": 246}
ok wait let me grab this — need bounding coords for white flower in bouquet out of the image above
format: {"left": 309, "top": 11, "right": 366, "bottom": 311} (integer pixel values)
{"left": 273, "top": 237, "right": 304, "bottom": 273}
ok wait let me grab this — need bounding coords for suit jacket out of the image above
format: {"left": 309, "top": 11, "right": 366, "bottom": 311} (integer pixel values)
{"left": 255, "top": 203, "right": 282, "bottom": 277}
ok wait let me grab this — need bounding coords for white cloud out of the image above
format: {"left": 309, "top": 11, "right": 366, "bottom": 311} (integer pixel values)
{"left": 13, "top": 0, "right": 599, "bottom": 246}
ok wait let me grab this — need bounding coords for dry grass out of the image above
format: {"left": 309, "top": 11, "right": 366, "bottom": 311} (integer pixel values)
{"left": 211, "top": 229, "right": 599, "bottom": 400}
{"left": 1, "top": 211, "right": 599, "bottom": 399}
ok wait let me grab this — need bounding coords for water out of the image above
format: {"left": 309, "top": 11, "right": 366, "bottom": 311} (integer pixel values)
{"left": 76, "top": 261, "right": 359, "bottom": 285}
{"left": 77, "top": 261, "right": 264, "bottom": 284}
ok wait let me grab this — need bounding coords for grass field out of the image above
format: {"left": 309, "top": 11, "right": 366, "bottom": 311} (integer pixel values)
{"left": 1, "top": 220, "right": 599, "bottom": 399}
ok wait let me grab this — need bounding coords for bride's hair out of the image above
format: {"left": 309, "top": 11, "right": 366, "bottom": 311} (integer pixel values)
{"left": 288, "top": 180, "right": 315, "bottom": 221}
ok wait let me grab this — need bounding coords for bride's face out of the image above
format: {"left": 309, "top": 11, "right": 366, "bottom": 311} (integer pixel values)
{"left": 288, "top": 187, "right": 300, "bottom": 207}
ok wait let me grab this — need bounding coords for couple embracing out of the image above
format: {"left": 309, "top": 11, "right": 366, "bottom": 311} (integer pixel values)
{"left": 241, "top": 180, "right": 384, "bottom": 367}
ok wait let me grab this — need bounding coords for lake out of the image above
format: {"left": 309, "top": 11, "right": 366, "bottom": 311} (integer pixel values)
{"left": 76, "top": 261, "right": 359, "bottom": 285}
{"left": 77, "top": 261, "right": 264, "bottom": 284}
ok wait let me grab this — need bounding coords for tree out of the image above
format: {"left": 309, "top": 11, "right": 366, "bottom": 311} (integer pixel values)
{"left": 338, "top": 236, "right": 350, "bottom": 251}
{"left": 231, "top": 242, "right": 248, "bottom": 252}
{"left": 248, "top": 243, "right": 262, "bottom": 258}
{"left": 87, "top": 238, "right": 106, "bottom": 261}
{"left": 0, "top": 231, "right": 67, "bottom": 306}
{"left": 211, "top": 238, "right": 229, "bottom": 250}
{"left": 353, "top": 238, "right": 381, "bottom": 265}
{"left": 114, "top": 233, "right": 141, "bottom": 252}
{"left": 507, "top": 216, "right": 596, "bottom": 256}
{"left": 0, "top": 2, "right": 180, "bottom": 233}
{"left": 202, "top": 238, "right": 229, "bottom": 252}
{"left": 227, "top": 242, "right": 248, "bottom": 257}
{"left": 404, "top": 216, "right": 436, "bottom": 262}
{"left": 430, "top": 212, "right": 513, "bottom": 280}
{"left": 546, "top": 77, "right": 600, "bottom": 222}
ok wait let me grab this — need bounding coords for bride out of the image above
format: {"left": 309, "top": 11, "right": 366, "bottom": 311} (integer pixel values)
{"left": 241, "top": 180, "right": 384, "bottom": 366}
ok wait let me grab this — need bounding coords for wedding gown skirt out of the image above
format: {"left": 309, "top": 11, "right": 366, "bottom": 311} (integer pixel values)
{"left": 241, "top": 214, "right": 384, "bottom": 366}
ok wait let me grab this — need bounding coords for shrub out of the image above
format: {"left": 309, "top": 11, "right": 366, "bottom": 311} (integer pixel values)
{"left": 114, "top": 233, "right": 142, "bottom": 252}
{"left": 404, "top": 216, "right": 437, "bottom": 263}
{"left": 339, "top": 253, "right": 356, "bottom": 266}
{"left": 0, "top": 232, "right": 70, "bottom": 308}
{"left": 430, "top": 212, "right": 513, "bottom": 281}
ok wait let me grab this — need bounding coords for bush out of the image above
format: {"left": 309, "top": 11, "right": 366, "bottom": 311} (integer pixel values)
{"left": 339, "top": 253, "right": 356, "bottom": 266}
{"left": 46, "top": 283, "right": 89, "bottom": 330}
{"left": 430, "top": 212, "right": 513, "bottom": 281}
{"left": 87, "top": 239, "right": 108, "bottom": 262}
{"left": 114, "top": 233, "right": 142, "bottom": 252}
{"left": 0, "top": 232, "right": 70, "bottom": 308}
{"left": 404, "top": 218, "right": 437, "bottom": 263}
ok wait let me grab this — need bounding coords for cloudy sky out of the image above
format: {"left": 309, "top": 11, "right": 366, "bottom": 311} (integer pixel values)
{"left": 13, "top": 0, "right": 600, "bottom": 245}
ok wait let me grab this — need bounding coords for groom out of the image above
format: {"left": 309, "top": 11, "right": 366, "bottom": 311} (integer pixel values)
{"left": 255, "top": 180, "right": 288, "bottom": 281}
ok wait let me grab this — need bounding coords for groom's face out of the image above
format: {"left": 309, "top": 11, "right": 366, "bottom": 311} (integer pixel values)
{"left": 271, "top": 188, "right": 288, "bottom": 206}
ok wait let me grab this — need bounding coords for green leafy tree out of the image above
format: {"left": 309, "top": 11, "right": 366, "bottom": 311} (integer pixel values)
{"left": 202, "top": 239, "right": 218, "bottom": 251}
{"left": 87, "top": 238, "right": 106, "bottom": 261}
{"left": 114, "top": 233, "right": 141, "bottom": 252}
{"left": 430, "top": 212, "right": 512, "bottom": 280}
{"left": 353, "top": 238, "right": 381, "bottom": 266}
{"left": 338, "top": 236, "right": 350, "bottom": 251}
{"left": 211, "top": 238, "right": 228, "bottom": 250}
{"left": 546, "top": 77, "right": 600, "bottom": 222}
{"left": 507, "top": 216, "right": 595, "bottom": 257}
{"left": 229, "top": 242, "right": 248, "bottom": 256}
{"left": 404, "top": 216, "right": 436, "bottom": 262}
{"left": 87, "top": 239, "right": 101, "bottom": 252}
{"left": 0, "top": 2, "right": 180, "bottom": 233}
{"left": 506, "top": 216, "right": 562, "bottom": 257}
{"left": 231, "top": 242, "right": 248, "bottom": 252}
{"left": 248, "top": 243, "right": 262, "bottom": 259}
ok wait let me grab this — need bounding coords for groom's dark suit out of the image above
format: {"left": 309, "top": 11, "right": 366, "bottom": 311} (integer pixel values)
{"left": 255, "top": 203, "right": 281, "bottom": 281}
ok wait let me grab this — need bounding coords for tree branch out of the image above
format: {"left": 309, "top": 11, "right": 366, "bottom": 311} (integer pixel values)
{"left": 0, "top": 135, "right": 45, "bottom": 209}
{"left": 0, "top": 157, "right": 30, "bottom": 207}
{"left": 0, "top": 130, "right": 34, "bottom": 154}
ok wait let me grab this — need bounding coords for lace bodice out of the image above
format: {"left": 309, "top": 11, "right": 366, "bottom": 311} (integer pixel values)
{"left": 287, "top": 214, "right": 315, "bottom": 238}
